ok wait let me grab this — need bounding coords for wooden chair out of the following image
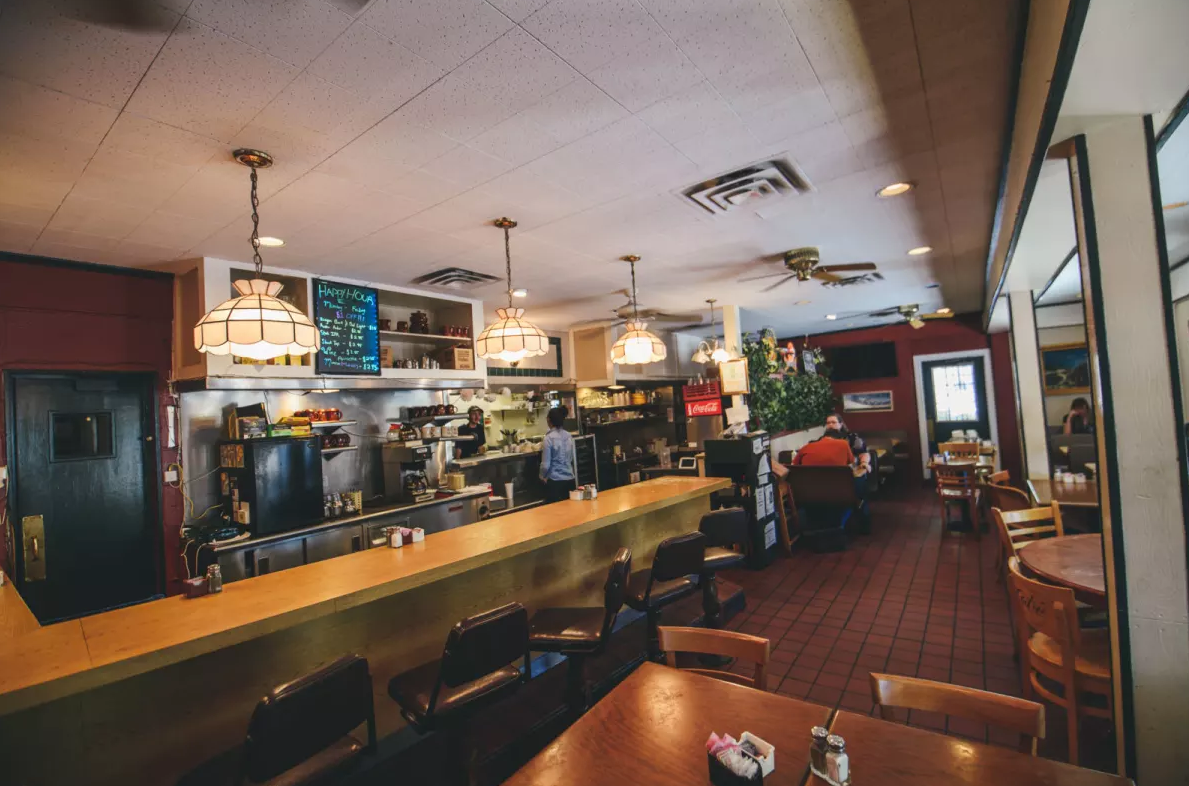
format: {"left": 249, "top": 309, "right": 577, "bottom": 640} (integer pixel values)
{"left": 1006, "top": 560, "right": 1112, "bottom": 765}
{"left": 982, "top": 472, "right": 1029, "bottom": 559}
{"left": 657, "top": 626, "right": 769, "bottom": 691}
{"left": 868, "top": 673, "right": 1045, "bottom": 755}
{"left": 773, "top": 476, "right": 796, "bottom": 556}
{"left": 939, "top": 441, "right": 981, "bottom": 457}
{"left": 934, "top": 463, "right": 979, "bottom": 538}
{"left": 990, "top": 502, "right": 1062, "bottom": 583}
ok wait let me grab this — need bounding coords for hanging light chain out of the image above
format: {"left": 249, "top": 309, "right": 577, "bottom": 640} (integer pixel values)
{"left": 504, "top": 222, "right": 513, "bottom": 308}
{"left": 249, "top": 167, "right": 263, "bottom": 276}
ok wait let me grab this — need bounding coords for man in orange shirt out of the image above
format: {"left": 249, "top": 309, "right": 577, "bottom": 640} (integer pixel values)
{"left": 792, "top": 428, "right": 854, "bottom": 466}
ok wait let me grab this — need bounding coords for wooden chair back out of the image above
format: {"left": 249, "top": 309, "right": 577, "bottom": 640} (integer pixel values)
{"left": 868, "top": 673, "right": 1045, "bottom": 755}
{"left": 1006, "top": 562, "right": 1083, "bottom": 652}
{"left": 940, "top": 441, "right": 981, "bottom": 457}
{"left": 985, "top": 482, "right": 1031, "bottom": 513}
{"left": 785, "top": 465, "right": 859, "bottom": 507}
{"left": 999, "top": 503, "right": 1064, "bottom": 539}
{"left": 987, "top": 469, "right": 1010, "bottom": 484}
{"left": 657, "top": 626, "right": 769, "bottom": 691}
{"left": 934, "top": 463, "right": 976, "bottom": 497}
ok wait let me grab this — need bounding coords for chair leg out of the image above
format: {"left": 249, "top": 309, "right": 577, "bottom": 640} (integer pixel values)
{"left": 645, "top": 608, "right": 663, "bottom": 663}
{"left": 701, "top": 570, "right": 723, "bottom": 629}
{"left": 563, "top": 654, "right": 590, "bottom": 714}
{"left": 1065, "top": 686, "right": 1081, "bottom": 765}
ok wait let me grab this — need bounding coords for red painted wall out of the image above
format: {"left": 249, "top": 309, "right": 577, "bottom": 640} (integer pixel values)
{"left": 0, "top": 255, "right": 184, "bottom": 595}
{"left": 785, "top": 315, "right": 1022, "bottom": 483}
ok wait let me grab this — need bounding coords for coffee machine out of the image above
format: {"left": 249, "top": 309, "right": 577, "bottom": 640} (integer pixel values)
{"left": 382, "top": 443, "right": 435, "bottom": 503}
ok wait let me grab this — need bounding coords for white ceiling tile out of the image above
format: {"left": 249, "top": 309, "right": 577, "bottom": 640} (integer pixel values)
{"left": 395, "top": 72, "right": 520, "bottom": 142}
{"left": 587, "top": 39, "right": 703, "bottom": 113}
{"left": 0, "top": 200, "right": 56, "bottom": 227}
{"left": 518, "top": 78, "right": 629, "bottom": 145}
{"left": 44, "top": 194, "right": 148, "bottom": 239}
{"left": 768, "top": 121, "right": 863, "bottom": 186}
{"left": 475, "top": 167, "right": 597, "bottom": 226}
{"left": 672, "top": 122, "right": 766, "bottom": 172}
{"left": 29, "top": 240, "right": 114, "bottom": 265}
{"left": 155, "top": 160, "right": 253, "bottom": 223}
{"left": 103, "top": 113, "right": 224, "bottom": 167}
{"left": 0, "top": 0, "right": 178, "bottom": 108}
{"left": 738, "top": 85, "right": 836, "bottom": 145}
{"left": 468, "top": 113, "right": 564, "bottom": 167}
{"left": 316, "top": 144, "right": 413, "bottom": 187}
{"left": 351, "top": 116, "right": 459, "bottom": 168}
{"left": 35, "top": 228, "right": 121, "bottom": 251}
{"left": 306, "top": 22, "right": 444, "bottom": 104}
{"left": 0, "top": 220, "right": 41, "bottom": 253}
{"left": 420, "top": 145, "right": 513, "bottom": 190}
{"left": 111, "top": 240, "right": 188, "bottom": 264}
{"left": 378, "top": 168, "right": 468, "bottom": 206}
{"left": 124, "top": 17, "right": 299, "bottom": 141}
{"left": 186, "top": 0, "right": 353, "bottom": 68}
{"left": 487, "top": 0, "right": 549, "bottom": 23}
{"left": 0, "top": 76, "right": 118, "bottom": 144}
{"left": 0, "top": 170, "right": 76, "bottom": 213}
{"left": 0, "top": 133, "right": 100, "bottom": 184}
{"left": 454, "top": 27, "right": 578, "bottom": 110}
{"left": 359, "top": 0, "right": 513, "bottom": 71}
{"left": 636, "top": 81, "right": 741, "bottom": 145}
{"left": 521, "top": 0, "right": 659, "bottom": 73}
{"left": 125, "top": 211, "right": 227, "bottom": 248}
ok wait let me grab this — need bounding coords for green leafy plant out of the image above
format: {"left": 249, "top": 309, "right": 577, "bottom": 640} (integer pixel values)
{"left": 741, "top": 329, "right": 835, "bottom": 433}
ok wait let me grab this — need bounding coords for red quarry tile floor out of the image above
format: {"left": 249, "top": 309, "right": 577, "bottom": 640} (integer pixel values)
{"left": 719, "top": 486, "right": 1114, "bottom": 769}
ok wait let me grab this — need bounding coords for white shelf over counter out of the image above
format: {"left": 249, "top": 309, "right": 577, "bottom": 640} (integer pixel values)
{"left": 378, "top": 330, "right": 473, "bottom": 344}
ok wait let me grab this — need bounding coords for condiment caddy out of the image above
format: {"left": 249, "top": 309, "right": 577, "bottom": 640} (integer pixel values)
{"left": 706, "top": 731, "right": 775, "bottom": 785}
{"left": 809, "top": 726, "right": 850, "bottom": 786}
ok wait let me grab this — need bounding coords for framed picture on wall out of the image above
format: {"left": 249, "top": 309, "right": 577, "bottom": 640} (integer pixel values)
{"left": 1041, "top": 342, "right": 1091, "bottom": 395}
{"left": 719, "top": 357, "right": 750, "bottom": 395}
{"left": 841, "top": 390, "right": 893, "bottom": 412}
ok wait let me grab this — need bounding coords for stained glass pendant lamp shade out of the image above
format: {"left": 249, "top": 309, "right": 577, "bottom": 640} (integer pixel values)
{"left": 610, "top": 255, "right": 667, "bottom": 365}
{"left": 194, "top": 150, "right": 320, "bottom": 361}
{"left": 475, "top": 217, "right": 549, "bottom": 363}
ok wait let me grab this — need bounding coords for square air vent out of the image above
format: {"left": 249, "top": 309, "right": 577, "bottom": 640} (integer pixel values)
{"left": 679, "top": 157, "right": 811, "bottom": 216}
{"left": 410, "top": 267, "right": 502, "bottom": 289}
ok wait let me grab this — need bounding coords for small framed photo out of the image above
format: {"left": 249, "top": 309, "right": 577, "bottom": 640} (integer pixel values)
{"left": 1040, "top": 342, "right": 1090, "bottom": 395}
{"left": 719, "top": 357, "right": 750, "bottom": 395}
{"left": 842, "top": 390, "right": 893, "bottom": 412}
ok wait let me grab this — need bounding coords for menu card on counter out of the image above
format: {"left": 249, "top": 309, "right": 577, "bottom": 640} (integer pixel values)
{"left": 313, "top": 278, "right": 380, "bottom": 375}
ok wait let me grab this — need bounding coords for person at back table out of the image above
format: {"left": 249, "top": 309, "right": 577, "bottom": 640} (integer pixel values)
{"left": 793, "top": 428, "right": 854, "bottom": 467}
{"left": 825, "top": 413, "right": 871, "bottom": 472}
{"left": 1063, "top": 397, "right": 1095, "bottom": 435}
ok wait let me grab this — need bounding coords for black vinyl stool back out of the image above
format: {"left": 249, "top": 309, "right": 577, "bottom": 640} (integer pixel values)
{"left": 239, "top": 654, "right": 375, "bottom": 786}
{"left": 699, "top": 508, "right": 749, "bottom": 548}
{"left": 437, "top": 601, "right": 528, "bottom": 692}
{"left": 599, "top": 547, "right": 632, "bottom": 642}
{"left": 649, "top": 531, "right": 706, "bottom": 586}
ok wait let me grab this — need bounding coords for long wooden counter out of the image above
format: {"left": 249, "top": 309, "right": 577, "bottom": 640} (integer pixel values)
{"left": 0, "top": 476, "right": 727, "bottom": 786}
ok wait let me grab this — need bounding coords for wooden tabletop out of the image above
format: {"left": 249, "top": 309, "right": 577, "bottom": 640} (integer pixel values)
{"left": 1018, "top": 534, "right": 1106, "bottom": 600}
{"left": 0, "top": 477, "right": 728, "bottom": 715}
{"left": 929, "top": 455, "right": 995, "bottom": 469}
{"left": 504, "top": 662, "right": 830, "bottom": 786}
{"left": 1028, "top": 478, "right": 1100, "bottom": 507}
{"left": 812, "top": 711, "right": 1130, "bottom": 786}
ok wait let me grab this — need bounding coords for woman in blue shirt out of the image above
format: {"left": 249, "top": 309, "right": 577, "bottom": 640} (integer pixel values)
{"left": 540, "top": 406, "right": 576, "bottom": 503}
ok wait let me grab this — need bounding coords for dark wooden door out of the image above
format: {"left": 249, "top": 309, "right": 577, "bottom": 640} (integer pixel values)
{"left": 921, "top": 356, "right": 991, "bottom": 456}
{"left": 9, "top": 373, "right": 159, "bottom": 622}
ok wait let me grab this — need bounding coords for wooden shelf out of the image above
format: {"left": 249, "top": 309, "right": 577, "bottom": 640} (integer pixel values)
{"left": 390, "top": 414, "right": 466, "bottom": 425}
{"left": 321, "top": 446, "right": 359, "bottom": 457}
{"left": 378, "top": 330, "right": 472, "bottom": 344}
{"left": 310, "top": 420, "right": 357, "bottom": 429}
{"left": 580, "top": 403, "right": 661, "bottom": 412}
{"left": 387, "top": 435, "right": 475, "bottom": 446}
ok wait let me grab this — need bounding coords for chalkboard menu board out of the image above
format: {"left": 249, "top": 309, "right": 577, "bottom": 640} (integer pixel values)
{"left": 313, "top": 278, "right": 380, "bottom": 375}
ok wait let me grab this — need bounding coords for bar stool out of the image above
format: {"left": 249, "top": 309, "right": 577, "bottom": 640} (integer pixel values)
{"left": 624, "top": 532, "right": 705, "bottom": 661}
{"left": 527, "top": 547, "right": 632, "bottom": 712}
{"left": 699, "top": 508, "right": 748, "bottom": 629}
{"left": 236, "top": 654, "right": 376, "bottom": 786}
{"left": 388, "top": 602, "right": 529, "bottom": 785}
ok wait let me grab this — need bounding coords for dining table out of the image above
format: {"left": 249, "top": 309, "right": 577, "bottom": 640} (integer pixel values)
{"left": 505, "top": 662, "right": 1132, "bottom": 786}
{"left": 1028, "top": 478, "right": 1100, "bottom": 508}
{"left": 809, "top": 710, "right": 1129, "bottom": 785}
{"left": 1018, "top": 533, "right": 1106, "bottom": 605}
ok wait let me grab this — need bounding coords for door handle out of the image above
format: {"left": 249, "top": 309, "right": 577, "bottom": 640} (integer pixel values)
{"left": 22, "top": 515, "right": 46, "bottom": 582}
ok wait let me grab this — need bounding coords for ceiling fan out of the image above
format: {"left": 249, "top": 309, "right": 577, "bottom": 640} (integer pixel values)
{"left": 572, "top": 258, "right": 704, "bottom": 328}
{"left": 740, "top": 247, "right": 879, "bottom": 291}
{"left": 865, "top": 303, "right": 954, "bottom": 329}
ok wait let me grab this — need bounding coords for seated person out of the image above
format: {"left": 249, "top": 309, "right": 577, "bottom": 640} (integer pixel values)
{"left": 793, "top": 428, "right": 855, "bottom": 467}
{"left": 825, "top": 413, "right": 872, "bottom": 473}
{"left": 1063, "top": 397, "right": 1094, "bottom": 435}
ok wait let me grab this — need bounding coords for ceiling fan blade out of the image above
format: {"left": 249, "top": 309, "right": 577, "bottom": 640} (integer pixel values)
{"left": 921, "top": 311, "right": 954, "bottom": 320}
{"left": 762, "top": 275, "right": 798, "bottom": 292}
{"left": 819, "top": 262, "right": 878, "bottom": 272}
{"left": 812, "top": 270, "right": 843, "bottom": 284}
{"left": 640, "top": 310, "right": 705, "bottom": 323}
{"left": 739, "top": 272, "right": 793, "bottom": 282}
{"left": 908, "top": 318, "right": 926, "bottom": 329}
{"left": 866, "top": 308, "right": 902, "bottom": 318}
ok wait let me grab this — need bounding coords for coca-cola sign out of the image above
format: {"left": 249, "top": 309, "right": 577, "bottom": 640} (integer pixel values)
{"left": 685, "top": 398, "right": 723, "bottom": 417}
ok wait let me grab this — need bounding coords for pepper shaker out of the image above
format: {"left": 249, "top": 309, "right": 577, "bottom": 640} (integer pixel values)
{"left": 809, "top": 726, "right": 829, "bottom": 777}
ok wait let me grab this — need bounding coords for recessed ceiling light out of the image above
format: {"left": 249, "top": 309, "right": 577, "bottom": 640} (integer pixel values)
{"left": 907, "top": 246, "right": 932, "bottom": 256}
{"left": 258, "top": 236, "right": 284, "bottom": 247}
{"left": 937, "top": 307, "right": 952, "bottom": 315}
{"left": 876, "top": 181, "right": 914, "bottom": 198}
{"left": 510, "top": 288, "right": 528, "bottom": 298}
{"left": 826, "top": 314, "right": 837, "bottom": 320}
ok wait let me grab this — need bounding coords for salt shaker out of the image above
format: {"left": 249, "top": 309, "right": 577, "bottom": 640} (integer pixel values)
{"left": 206, "top": 563, "right": 223, "bottom": 594}
{"left": 809, "top": 726, "right": 829, "bottom": 777}
{"left": 825, "top": 734, "right": 850, "bottom": 785}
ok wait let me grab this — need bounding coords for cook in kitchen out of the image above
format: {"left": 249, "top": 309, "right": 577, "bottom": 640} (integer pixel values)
{"left": 454, "top": 405, "right": 488, "bottom": 459}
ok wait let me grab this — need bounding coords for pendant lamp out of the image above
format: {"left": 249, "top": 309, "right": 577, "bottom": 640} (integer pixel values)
{"left": 194, "top": 150, "right": 320, "bottom": 361}
{"left": 475, "top": 217, "right": 549, "bottom": 364}
{"left": 692, "top": 298, "right": 731, "bottom": 364}
{"left": 610, "top": 255, "right": 667, "bottom": 365}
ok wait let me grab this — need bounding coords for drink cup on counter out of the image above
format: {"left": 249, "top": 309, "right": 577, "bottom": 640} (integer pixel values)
{"left": 504, "top": 482, "right": 515, "bottom": 507}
